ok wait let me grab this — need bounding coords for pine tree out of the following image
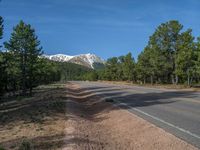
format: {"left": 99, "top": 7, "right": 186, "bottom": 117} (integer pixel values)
{"left": 122, "top": 52, "right": 135, "bottom": 81}
{"left": 137, "top": 47, "right": 151, "bottom": 84}
{"left": 0, "top": 16, "right": 3, "bottom": 44}
{"left": 149, "top": 20, "right": 183, "bottom": 84}
{"left": 105, "top": 57, "right": 119, "bottom": 81}
{"left": 195, "top": 37, "right": 200, "bottom": 82}
{"left": 4, "top": 20, "right": 42, "bottom": 95}
{"left": 176, "top": 29, "right": 195, "bottom": 86}
{"left": 0, "top": 16, "right": 4, "bottom": 96}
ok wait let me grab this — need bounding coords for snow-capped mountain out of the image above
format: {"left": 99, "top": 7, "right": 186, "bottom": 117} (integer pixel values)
{"left": 43, "top": 53, "right": 104, "bottom": 69}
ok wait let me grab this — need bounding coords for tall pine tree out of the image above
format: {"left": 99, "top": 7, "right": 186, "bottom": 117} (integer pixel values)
{"left": 0, "top": 16, "right": 3, "bottom": 44}
{"left": 176, "top": 29, "right": 195, "bottom": 85}
{"left": 5, "top": 20, "right": 42, "bottom": 95}
{"left": 0, "top": 16, "right": 4, "bottom": 96}
{"left": 122, "top": 52, "right": 135, "bottom": 81}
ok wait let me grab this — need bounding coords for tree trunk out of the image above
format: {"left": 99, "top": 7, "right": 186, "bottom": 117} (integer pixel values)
{"left": 22, "top": 54, "right": 27, "bottom": 96}
{"left": 29, "top": 86, "right": 32, "bottom": 96}
{"left": 171, "top": 75, "right": 175, "bottom": 84}
{"left": 143, "top": 77, "right": 146, "bottom": 84}
{"left": 150, "top": 75, "right": 153, "bottom": 85}
{"left": 22, "top": 68, "right": 26, "bottom": 95}
{"left": 190, "top": 77, "right": 193, "bottom": 87}
{"left": 13, "top": 79, "right": 16, "bottom": 96}
{"left": 175, "top": 75, "right": 178, "bottom": 85}
{"left": 187, "top": 74, "right": 190, "bottom": 87}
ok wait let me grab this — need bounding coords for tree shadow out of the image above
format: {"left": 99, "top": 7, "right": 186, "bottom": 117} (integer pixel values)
{"left": 0, "top": 87, "right": 67, "bottom": 126}
{"left": 65, "top": 83, "right": 199, "bottom": 122}
{"left": 0, "top": 82, "right": 199, "bottom": 149}
{"left": 0, "top": 132, "right": 107, "bottom": 150}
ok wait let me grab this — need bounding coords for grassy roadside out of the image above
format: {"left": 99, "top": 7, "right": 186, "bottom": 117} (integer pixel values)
{"left": 0, "top": 83, "right": 68, "bottom": 150}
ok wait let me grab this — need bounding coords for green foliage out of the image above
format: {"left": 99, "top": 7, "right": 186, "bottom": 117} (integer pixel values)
{"left": 0, "top": 145, "right": 5, "bottom": 150}
{"left": 83, "top": 71, "right": 98, "bottom": 81}
{"left": 18, "top": 139, "right": 32, "bottom": 150}
{"left": 0, "top": 16, "right": 3, "bottom": 42}
{"left": 33, "top": 58, "right": 61, "bottom": 85}
{"left": 146, "top": 20, "right": 183, "bottom": 84}
{"left": 104, "top": 57, "right": 119, "bottom": 80}
{"left": 122, "top": 52, "right": 135, "bottom": 81}
{"left": 92, "top": 62, "right": 105, "bottom": 70}
{"left": 136, "top": 48, "right": 152, "bottom": 84}
{"left": 95, "top": 20, "right": 200, "bottom": 86}
{"left": 58, "top": 62, "right": 92, "bottom": 81}
{"left": 134, "top": 20, "right": 200, "bottom": 85}
{"left": 4, "top": 20, "right": 42, "bottom": 95}
{"left": 175, "top": 29, "right": 195, "bottom": 85}
{"left": 94, "top": 53, "right": 136, "bottom": 82}
{"left": 0, "top": 16, "right": 4, "bottom": 95}
{"left": 0, "top": 20, "right": 61, "bottom": 97}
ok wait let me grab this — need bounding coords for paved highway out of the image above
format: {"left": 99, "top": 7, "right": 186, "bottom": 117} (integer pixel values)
{"left": 71, "top": 81, "right": 200, "bottom": 149}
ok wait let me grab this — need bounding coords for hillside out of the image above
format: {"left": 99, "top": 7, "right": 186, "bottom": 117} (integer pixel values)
{"left": 57, "top": 61, "right": 92, "bottom": 81}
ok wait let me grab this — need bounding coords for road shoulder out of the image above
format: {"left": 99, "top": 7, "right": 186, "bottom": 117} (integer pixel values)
{"left": 64, "top": 82, "right": 198, "bottom": 150}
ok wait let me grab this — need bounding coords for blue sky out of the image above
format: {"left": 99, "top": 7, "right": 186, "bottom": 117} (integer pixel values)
{"left": 0, "top": 0, "right": 200, "bottom": 59}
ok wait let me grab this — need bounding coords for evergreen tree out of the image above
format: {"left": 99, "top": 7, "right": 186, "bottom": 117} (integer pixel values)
{"left": 149, "top": 20, "right": 183, "bottom": 84}
{"left": 4, "top": 20, "right": 42, "bottom": 95}
{"left": 195, "top": 37, "right": 200, "bottom": 82}
{"left": 105, "top": 57, "right": 119, "bottom": 80}
{"left": 136, "top": 47, "right": 153, "bottom": 84}
{"left": 122, "top": 52, "right": 135, "bottom": 81}
{"left": 176, "top": 29, "right": 195, "bottom": 85}
{"left": 0, "top": 16, "right": 4, "bottom": 96}
{"left": 0, "top": 16, "right": 3, "bottom": 44}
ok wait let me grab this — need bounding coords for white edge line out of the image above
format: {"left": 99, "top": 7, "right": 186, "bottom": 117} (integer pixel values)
{"left": 75, "top": 84, "right": 200, "bottom": 141}
{"left": 118, "top": 102, "right": 200, "bottom": 140}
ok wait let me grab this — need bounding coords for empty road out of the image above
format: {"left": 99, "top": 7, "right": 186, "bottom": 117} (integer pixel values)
{"left": 71, "top": 81, "right": 200, "bottom": 149}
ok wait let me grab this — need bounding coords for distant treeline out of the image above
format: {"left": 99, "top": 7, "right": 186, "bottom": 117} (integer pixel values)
{"left": 84, "top": 20, "right": 200, "bottom": 86}
{"left": 58, "top": 62, "right": 92, "bottom": 81}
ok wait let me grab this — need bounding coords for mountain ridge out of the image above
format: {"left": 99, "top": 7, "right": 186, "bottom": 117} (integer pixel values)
{"left": 43, "top": 53, "right": 105, "bottom": 69}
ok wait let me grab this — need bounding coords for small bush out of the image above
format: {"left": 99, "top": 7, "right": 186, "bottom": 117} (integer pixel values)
{"left": 0, "top": 114, "right": 9, "bottom": 123}
{"left": 0, "top": 145, "right": 5, "bottom": 150}
{"left": 105, "top": 98, "right": 114, "bottom": 102}
{"left": 18, "top": 139, "right": 33, "bottom": 150}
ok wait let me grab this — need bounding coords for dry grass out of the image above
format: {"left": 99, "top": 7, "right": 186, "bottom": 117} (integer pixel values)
{"left": 0, "top": 84, "right": 67, "bottom": 150}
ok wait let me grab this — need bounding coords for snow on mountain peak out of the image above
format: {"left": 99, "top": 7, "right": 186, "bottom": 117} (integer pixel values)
{"left": 43, "top": 54, "right": 73, "bottom": 62}
{"left": 43, "top": 53, "right": 104, "bottom": 69}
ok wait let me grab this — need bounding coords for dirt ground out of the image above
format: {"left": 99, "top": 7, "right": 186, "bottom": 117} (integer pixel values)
{"left": 63, "top": 82, "right": 198, "bottom": 150}
{"left": 0, "top": 83, "right": 199, "bottom": 150}
{"left": 0, "top": 84, "right": 67, "bottom": 150}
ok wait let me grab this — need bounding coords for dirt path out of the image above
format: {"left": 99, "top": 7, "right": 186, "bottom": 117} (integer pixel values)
{"left": 63, "top": 82, "right": 198, "bottom": 150}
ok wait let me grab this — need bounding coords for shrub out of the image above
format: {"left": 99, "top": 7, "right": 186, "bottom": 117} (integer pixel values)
{"left": 0, "top": 145, "right": 5, "bottom": 150}
{"left": 18, "top": 139, "right": 33, "bottom": 150}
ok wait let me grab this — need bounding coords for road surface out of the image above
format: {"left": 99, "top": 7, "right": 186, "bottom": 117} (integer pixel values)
{"left": 71, "top": 81, "right": 200, "bottom": 149}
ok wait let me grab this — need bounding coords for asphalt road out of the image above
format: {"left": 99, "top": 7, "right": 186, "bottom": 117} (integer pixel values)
{"left": 71, "top": 81, "right": 200, "bottom": 149}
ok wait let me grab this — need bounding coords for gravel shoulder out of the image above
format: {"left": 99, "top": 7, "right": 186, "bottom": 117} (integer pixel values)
{"left": 63, "top": 82, "right": 198, "bottom": 150}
